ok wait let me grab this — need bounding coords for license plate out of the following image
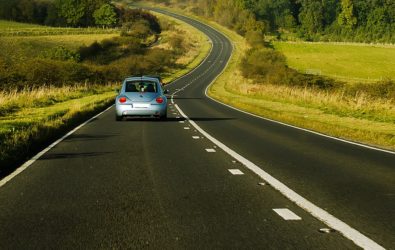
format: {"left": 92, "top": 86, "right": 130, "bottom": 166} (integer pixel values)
{"left": 133, "top": 103, "right": 150, "bottom": 108}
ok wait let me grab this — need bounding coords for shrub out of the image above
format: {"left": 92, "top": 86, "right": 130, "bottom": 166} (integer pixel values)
{"left": 61, "top": 61, "right": 92, "bottom": 83}
{"left": 240, "top": 48, "right": 287, "bottom": 79}
{"left": 121, "top": 19, "right": 152, "bottom": 39}
{"left": 168, "top": 33, "right": 186, "bottom": 54}
{"left": 245, "top": 30, "right": 266, "bottom": 48}
{"left": 346, "top": 79, "right": 395, "bottom": 100}
{"left": 78, "top": 42, "right": 104, "bottom": 60}
{"left": 240, "top": 48, "right": 341, "bottom": 89}
{"left": 119, "top": 8, "right": 161, "bottom": 34}
{"left": 25, "top": 59, "right": 63, "bottom": 85}
{"left": 43, "top": 46, "right": 80, "bottom": 62}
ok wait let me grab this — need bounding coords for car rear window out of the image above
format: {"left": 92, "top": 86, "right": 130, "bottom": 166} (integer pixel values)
{"left": 125, "top": 81, "right": 157, "bottom": 93}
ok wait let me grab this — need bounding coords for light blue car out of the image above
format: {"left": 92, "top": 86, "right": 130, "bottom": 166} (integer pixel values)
{"left": 115, "top": 76, "right": 168, "bottom": 121}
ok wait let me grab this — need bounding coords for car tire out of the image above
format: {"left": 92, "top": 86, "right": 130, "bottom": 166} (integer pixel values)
{"left": 116, "top": 115, "right": 123, "bottom": 121}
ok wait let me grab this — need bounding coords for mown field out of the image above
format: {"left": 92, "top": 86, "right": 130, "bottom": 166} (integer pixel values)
{"left": 273, "top": 42, "right": 395, "bottom": 82}
{"left": 0, "top": 14, "right": 210, "bottom": 176}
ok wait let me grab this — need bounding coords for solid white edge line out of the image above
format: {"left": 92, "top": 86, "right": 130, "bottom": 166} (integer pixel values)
{"left": 0, "top": 105, "right": 114, "bottom": 188}
{"left": 205, "top": 91, "right": 395, "bottom": 155}
{"left": 174, "top": 103, "right": 384, "bottom": 250}
{"left": 202, "top": 34, "right": 395, "bottom": 156}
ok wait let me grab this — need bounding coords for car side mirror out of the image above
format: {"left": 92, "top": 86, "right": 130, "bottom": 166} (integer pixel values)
{"left": 164, "top": 89, "right": 169, "bottom": 94}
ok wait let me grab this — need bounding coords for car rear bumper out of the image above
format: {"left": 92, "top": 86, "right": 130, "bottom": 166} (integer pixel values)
{"left": 115, "top": 103, "right": 167, "bottom": 117}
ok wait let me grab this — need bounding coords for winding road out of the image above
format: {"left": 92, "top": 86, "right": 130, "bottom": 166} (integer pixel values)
{"left": 0, "top": 8, "right": 394, "bottom": 249}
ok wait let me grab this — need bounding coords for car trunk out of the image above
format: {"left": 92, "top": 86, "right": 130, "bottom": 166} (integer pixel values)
{"left": 124, "top": 92, "right": 157, "bottom": 102}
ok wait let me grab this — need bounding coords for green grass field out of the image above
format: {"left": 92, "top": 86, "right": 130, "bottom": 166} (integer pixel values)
{"left": 273, "top": 42, "right": 395, "bottom": 82}
{"left": 0, "top": 20, "right": 44, "bottom": 29}
{"left": 0, "top": 20, "right": 119, "bottom": 62}
{"left": 0, "top": 20, "right": 118, "bottom": 36}
{"left": 0, "top": 34, "right": 119, "bottom": 62}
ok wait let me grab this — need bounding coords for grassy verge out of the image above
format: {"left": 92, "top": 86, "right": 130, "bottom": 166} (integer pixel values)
{"left": 0, "top": 84, "right": 116, "bottom": 177}
{"left": 0, "top": 12, "right": 211, "bottom": 177}
{"left": 139, "top": 2, "right": 395, "bottom": 151}
{"left": 208, "top": 24, "right": 395, "bottom": 151}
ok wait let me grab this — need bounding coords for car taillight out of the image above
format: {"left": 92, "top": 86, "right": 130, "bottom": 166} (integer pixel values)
{"left": 156, "top": 97, "right": 164, "bottom": 104}
{"left": 119, "top": 97, "right": 127, "bottom": 103}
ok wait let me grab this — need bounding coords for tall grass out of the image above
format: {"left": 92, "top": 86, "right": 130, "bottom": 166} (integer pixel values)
{"left": 0, "top": 85, "right": 111, "bottom": 116}
{"left": 0, "top": 84, "right": 117, "bottom": 176}
{"left": 226, "top": 72, "right": 395, "bottom": 124}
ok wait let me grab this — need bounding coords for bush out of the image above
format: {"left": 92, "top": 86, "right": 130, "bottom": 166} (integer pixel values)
{"left": 168, "top": 33, "right": 186, "bottom": 54}
{"left": 121, "top": 19, "right": 154, "bottom": 39}
{"left": 346, "top": 79, "right": 395, "bottom": 99}
{"left": 61, "top": 61, "right": 92, "bottom": 83}
{"left": 240, "top": 48, "right": 287, "bottom": 79}
{"left": 43, "top": 46, "right": 80, "bottom": 62}
{"left": 245, "top": 30, "right": 266, "bottom": 47}
{"left": 119, "top": 8, "right": 161, "bottom": 34}
{"left": 240, "top": 48, "right": 341, "bottom": 89}
{"left": 78, "top": 42, "right": 104, "bottom": 60}
{"left": 25, "top": 59, "right": 63, "bottom": 85}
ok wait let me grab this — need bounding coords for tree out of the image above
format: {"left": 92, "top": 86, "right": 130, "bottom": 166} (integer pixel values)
{"left": 56, "top": 0, "right": 86, "bottom": 26}
{"left": 93, "top": 4, "right": 117, "bottom": 27}
{"left": 82, "top": 0, "right": 111, "bottom": 26}
{"left": 298, "top": 0, "right": 324, "bottom": 35}
{"left": 338, "top": 0, "right": 357, "bottom": 28}
{"left": 17, "top": 0, "right": 35, "bottom": 22}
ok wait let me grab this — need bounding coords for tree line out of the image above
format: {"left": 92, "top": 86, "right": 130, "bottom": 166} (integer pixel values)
{"left": 1, "top": 0, "right": 120, "bottom": 28}
{"left": 166, "top": 0, "right": 394, "bottom": 43}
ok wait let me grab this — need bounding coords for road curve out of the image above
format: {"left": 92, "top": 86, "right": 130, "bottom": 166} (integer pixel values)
{"left": 0, "top": 8, "right": 393, "bottom": 249}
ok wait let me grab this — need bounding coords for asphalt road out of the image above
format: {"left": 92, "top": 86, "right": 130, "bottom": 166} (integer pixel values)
{"left": 0, "top": 8, "right": 394, "bottom": 250}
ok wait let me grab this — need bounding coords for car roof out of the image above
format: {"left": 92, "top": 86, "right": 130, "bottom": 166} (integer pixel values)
{"left": 124, "top": 76, "right": 160, "bottom": 83}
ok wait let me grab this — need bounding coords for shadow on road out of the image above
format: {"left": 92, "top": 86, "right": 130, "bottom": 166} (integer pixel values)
{"left": 172, "top": 97, "right": 204, "bottom": 100}
{"left": 66, "top": 133, "right": 119, "bottom": 142}
{"left": 41, "top": 151, "right": 114, "bottom": 160}
{"left": 122, "top": 117, "right": 235, "bottom": 122}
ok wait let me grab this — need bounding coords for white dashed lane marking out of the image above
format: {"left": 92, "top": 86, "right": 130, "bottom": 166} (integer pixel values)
{"left": 174, "top": 104, "right": 385, "bottom": 249}
{"left": 228, "top": 169, "right": 244, "bottom": 175}
{"left": 273, "top": 209, "right": 302, "bottom": 221}
{"left": 184, "top": 127, "right": 190, "bottom": 130}
{"left": 205, "top": 149, "right": 216, "bottom": 153}
{"left": 192, "top": 136, "right": 200, "bottom": 139}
